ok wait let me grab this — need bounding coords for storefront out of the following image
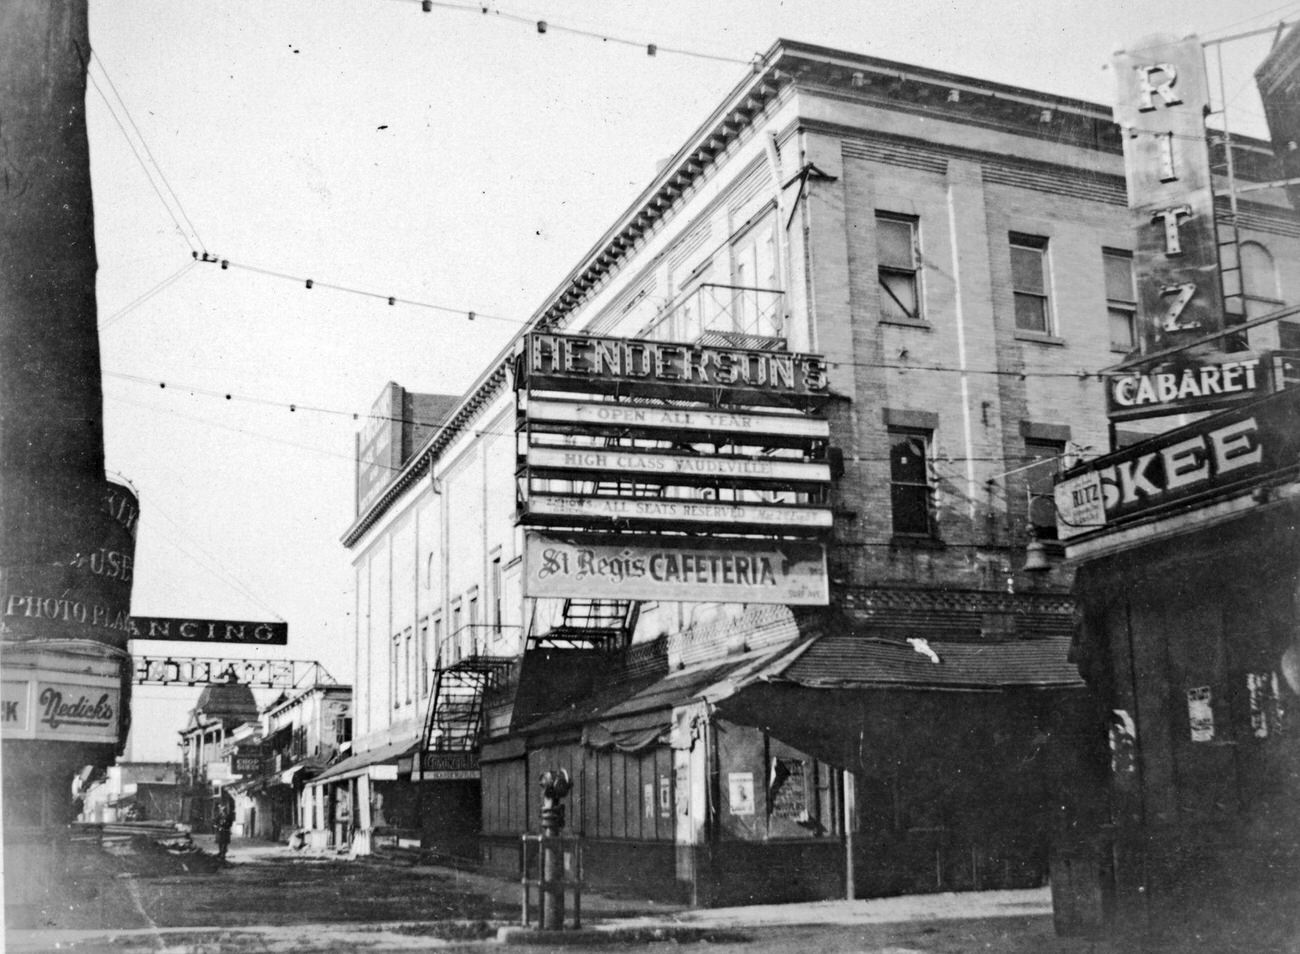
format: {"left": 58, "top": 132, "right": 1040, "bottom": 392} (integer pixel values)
{"left": 1056, "top": 387, "right": 1300, "bottom": 946}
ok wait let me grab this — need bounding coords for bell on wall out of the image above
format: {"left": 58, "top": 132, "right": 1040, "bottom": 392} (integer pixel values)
{"left": 1024, "top": 537, "right": 1051, "bottom": 572}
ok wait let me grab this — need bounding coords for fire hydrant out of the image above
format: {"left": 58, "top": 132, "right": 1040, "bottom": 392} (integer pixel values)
{"left": 539, "top": 768, "right": 571, "bottom": 930}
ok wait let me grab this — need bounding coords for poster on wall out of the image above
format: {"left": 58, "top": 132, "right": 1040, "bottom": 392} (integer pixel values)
{"left": 769, "top": 757, "right": 808, "bottom": 821}
{"left": 728, "top": 772, "right": 755, "bottom": 816}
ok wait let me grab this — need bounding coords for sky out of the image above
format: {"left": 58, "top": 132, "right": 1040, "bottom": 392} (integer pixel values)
{"left": 83, "top": 0, "right": 1298, "bottom": 760}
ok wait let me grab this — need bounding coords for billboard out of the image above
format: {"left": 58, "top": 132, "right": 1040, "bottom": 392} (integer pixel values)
{"left": 524, "top": 532, "right": 829, "bottom": 605}
{"left": 1113, "top": 34, "right": 1226, "bottom": 357}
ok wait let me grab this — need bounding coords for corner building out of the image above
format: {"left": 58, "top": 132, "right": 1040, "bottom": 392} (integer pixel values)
{"left": 342, "top": 40, "right": 1297, "bottom": 903}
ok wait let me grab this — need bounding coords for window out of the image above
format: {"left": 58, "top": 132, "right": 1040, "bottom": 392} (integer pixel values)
{"left": 404, "top": 628, "right": 413, "bottom": 705}
{"left": 731, "top": 213, "right": 780, "bottom": 336}
{"left": 1010, "top": 233, "right": 1052, "bottom": 333}
{"left": 432, "top": 612, "right": 444, "bottom": 669}
{"left": 877, "top": 213, "right": 922, "bottom": 322}
{"left": 1024, "top": 439, "right": 1064, "bottom": 542}
{"left": 489, "top": 549, "right": 503, "bottom": 633}
{"left": 1103, "top": 249, "right": 1136, "bottom": 351}
{"left": 391, "top": 635, "right": 400, "bottom": 709}
{"left": 889, "top": 428, "right": 934, "bottom": 536}
{"left": 450, "top": 599, "right": 463, "bottom": 664}
{"left": 1241, "top": 242, "right": 1295, "bottom": 347}
{"left": 419, "top": 618, "right": 430, "bottom": 698}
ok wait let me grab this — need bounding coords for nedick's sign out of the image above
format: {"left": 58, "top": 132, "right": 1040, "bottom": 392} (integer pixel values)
{"left": 518, "top": 331, "right": 829, "bottom": 407}
{"left": 1056, "top": 388, "right": 1300, "bottom": 540}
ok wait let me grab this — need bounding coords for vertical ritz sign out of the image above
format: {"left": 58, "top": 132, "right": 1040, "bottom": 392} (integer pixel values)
{"left": 1113, "top": 35, "right": 1226, "bottom": 356}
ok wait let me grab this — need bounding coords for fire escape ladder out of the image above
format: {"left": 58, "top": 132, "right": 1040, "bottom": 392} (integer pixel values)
{"left": 526, "top": 598, "right": 640, "bottom": 653}
{"left": 420, "top": 656, "right": 515, "bottom": 754}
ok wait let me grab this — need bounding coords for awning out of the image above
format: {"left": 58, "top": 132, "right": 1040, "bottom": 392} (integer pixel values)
{"left": 704, "top": 629, "right": 1089, "bottom": 773}
{"left": 311, "top": 739, "right": 419, "bottom": 784}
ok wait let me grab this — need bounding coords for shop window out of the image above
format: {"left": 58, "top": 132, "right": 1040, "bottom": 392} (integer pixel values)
{"left": 1103, "top": 248, "right": 1136, "bottom": 351}
{"left": 1010, "top": 233, "right": 1052, "bottom": 334}
{"left": 889, "top": 428, "right": 935, "bottom": 537}
{"left": 877, "top": 212, "right": 922, "bottom": 322}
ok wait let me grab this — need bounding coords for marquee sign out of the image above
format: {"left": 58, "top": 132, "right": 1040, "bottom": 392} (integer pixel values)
{"left": 524, "top": 532, "right": 829, "bottom": 605}
{"left": 1113, "top": 34, "right": 1227, "bottom": 357}
{"left": 129, "top": 616, "right": 288, "bottom": 645}
{"left": 523, "top": 494, "right": 833, "bottom": 532}
{"left": 524, "top": 445, "right": 831, "bottom": 485}
{"left": 519, "top": 332, "right": 829, "bottom": 407}
{"left": 525, "top": 398, "right": 830, "bottom": 441}
{"left": 1056, "top": 387, "right": 1300, "bottom": 540}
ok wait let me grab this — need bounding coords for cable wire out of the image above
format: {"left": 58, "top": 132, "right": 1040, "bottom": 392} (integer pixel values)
{"left": 90, "top": 50, "right": 208, "bottom": 251}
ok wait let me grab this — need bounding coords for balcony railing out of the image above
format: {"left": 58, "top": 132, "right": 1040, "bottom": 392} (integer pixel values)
{"left": 439, "top": 623, "right": 524, "bottom": 666}
{"left": 647, "top": 284, "right": 786, "bottom": 346}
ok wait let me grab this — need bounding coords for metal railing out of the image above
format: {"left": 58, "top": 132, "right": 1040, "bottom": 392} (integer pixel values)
{"left": 646, "top": 283, "right": 786, "bottom": 344}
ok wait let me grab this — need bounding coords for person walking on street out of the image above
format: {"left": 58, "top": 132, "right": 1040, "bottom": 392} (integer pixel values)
{"left": 214, "top": 797, "right": 234, "bottom": 862}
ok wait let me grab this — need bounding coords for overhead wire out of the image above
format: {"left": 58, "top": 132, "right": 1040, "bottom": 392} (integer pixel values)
{"left": 90, "top": 50, "right": 208, "bottom": 251}
{"left": 100, "top": 260, "right": 199, "bottom": 330}
{"left": 86, "top": 66, "right": 198, "bottom": 256}
{"left": 403, "top": 0, "right": 753, "bottom": 66}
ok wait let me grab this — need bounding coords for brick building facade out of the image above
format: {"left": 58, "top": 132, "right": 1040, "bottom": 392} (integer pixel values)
{"left": 341, "top": 40, "right": 1298, "bottom": 903}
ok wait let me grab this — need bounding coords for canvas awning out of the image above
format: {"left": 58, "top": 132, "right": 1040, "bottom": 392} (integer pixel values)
{"left": 311, "top": 739, "right": 419, "bottom": 784}
{"left": 702, "top": 630, "right": 1088, "bottom": 773}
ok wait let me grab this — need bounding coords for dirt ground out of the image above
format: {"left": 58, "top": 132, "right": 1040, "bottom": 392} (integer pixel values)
{"left": 0, "top": 835, "right": 1214, "bottom": 954}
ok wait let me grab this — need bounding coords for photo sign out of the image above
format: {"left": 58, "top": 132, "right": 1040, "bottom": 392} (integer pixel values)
{"left": 1114, "top": 34, "right": 1226, "bottom": 358}
{"left": 524, "top": 532, "right": 829, "bottom": 605}
{"left": 1056, "top": 387, "right": 1300, "bottom": 540}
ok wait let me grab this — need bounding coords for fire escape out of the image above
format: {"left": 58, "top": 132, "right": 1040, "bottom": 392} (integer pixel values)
{"left": 527, "top": 598, "right": 640, "bottom": 653}
{"left": 419, "top": 650, "right": 514, "bottom": 768}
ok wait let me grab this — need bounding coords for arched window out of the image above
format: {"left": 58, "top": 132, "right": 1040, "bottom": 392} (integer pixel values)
{"left": 1240, "top": 242, "right": 1296, "bottom": 349}
{"left": 1241, "top": 242, "right": 1282, "bottom": 319}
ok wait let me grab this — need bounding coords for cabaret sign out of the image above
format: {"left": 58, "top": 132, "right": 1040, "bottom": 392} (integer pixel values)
{"left": 129, "top": 616, "right": 288, "bottom": 645}
{"left": 1106, "top": 356, "right": 1266, "bottom": 421}
{"left": 519, "top": 332, "right": 829, "bottom": 406}
{"left": 524, "top": 532, "right": 829, "bottom": 604}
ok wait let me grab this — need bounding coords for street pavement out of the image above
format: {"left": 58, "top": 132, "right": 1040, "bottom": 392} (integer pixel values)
{"left": 6, "top": 835, "right": 1107, "bottom": 954}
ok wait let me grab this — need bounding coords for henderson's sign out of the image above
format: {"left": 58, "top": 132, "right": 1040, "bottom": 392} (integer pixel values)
{"left": 1056, "top": 388, "right": 1300, "bottom": 540}
{"left": 524, "top": 532, "right": 829, "bottom": 605}
{"left": 518, "top": 331, "right": 830, "bottom": 406}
